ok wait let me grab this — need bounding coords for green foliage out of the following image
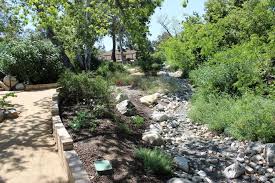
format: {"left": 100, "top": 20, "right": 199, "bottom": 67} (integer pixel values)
{"left": 117, "top": 123, "right": 132, "bottom": 135}
{"left": 132, "top": 76, "right": 181, "bottom": 94}
{"left": 96, "top": 62, "right": 134, "bottom": 86}
{"left": 131, "top": 115, "right": 145, "bottom": 127}
{"left": 135, "top": 148, "right": 173, "bottom": 175}
{"left": 189, "top": 93, "right": 275, "bottom": 142}
{"left": 0, "top": 39, "right": 64, "bottom": 84}
{"left": 58, "top": 71, "right": 110, "bottom": 105}
{"left": 137, "top": 54, "right": 163, "bottom": 76}
{"left": 69, "top": 111, "right": 98, "bottom": 132}
{"left": 0, "top": 93, "right": 17, "bottom": 109}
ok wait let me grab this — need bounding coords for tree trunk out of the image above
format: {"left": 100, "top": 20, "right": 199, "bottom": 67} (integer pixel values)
{"left": 46, "top": 28, "right": 74, "bottom": 70}
{"left": 118, "top": 32, "right": 125, "bottom": 64}
{"left": 111, "top": 31, "right": 116, "bottom": 62}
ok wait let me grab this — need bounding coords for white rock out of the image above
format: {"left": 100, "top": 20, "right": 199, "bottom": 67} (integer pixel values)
{"left": 223, "top": 163, "right": 245, "bottom": 179}
{"left": 15, "top": 83, "right": 25, "bottom": 90}
{"left": 0, "top": 81, "right": 10, "bottom": 91}
{"left": 197, "top": 170, "right": 207, "bottom": 177}
{"left": 167, "top": 178, "right": 192, "bottom": 183}
{"left": 142, "top": 131, "right": 163, "bottom": 146}
{"left": 245, "top": 166, "right": 254, "bottom": 174}
{"left": 140, "top": 93, "right": 161, "bottom": 106}
{"left": 155, "top": 103, "right": 165, "bottom": 111}
{"left": 174, "top": 156, "right": 190, "bottom": 172}
{"left": 169, "top": 70, "right": 183, "bottom": 78}
{"left": 265, "top": 143, "right": 275, "bottom": 166}
{"left": 116, "top": 100, "right": 136, "bottom": 116}
{"left": 115, "top": 93, "right": 128, "bottom": 103}
{"left": 149, "top": 123, "right": 162, "bottom": 133}
{"left": 3, "top": 75, "right": 18, "bottom": 88}
{"left": 151, "top": 111, "right": 168, "bottom": 122}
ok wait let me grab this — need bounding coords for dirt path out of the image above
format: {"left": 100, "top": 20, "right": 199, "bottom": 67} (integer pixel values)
{"left": 0, "top": 89, "right": 68, "bottom": 183}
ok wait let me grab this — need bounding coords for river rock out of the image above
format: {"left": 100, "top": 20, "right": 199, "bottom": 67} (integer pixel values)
{"left": 142, "top": 131, "right": 163, "bottom": 146}
{"left": 5, "top": 109, "right": 18, "bottom": 119}
{"left": 174, "top": 156, "right": 190, "bottom": 172}
{"left": 167, "top": 178, "right": 192, "bottom": 183}
{"left": 140, "top": 93, "right": 161, "bottom": 106}
{"left": 151, "top": 111, "right": 168, "bottom": 122}
{"left": 116, "top": 100, "right": 136, "bottom": 116}
{"left": 3, "top": 75, "right": 18, "bottom": 88}
{"left": 265, "top": 143, "right": 275, "bottom": 166}
{"left": 223, "top": 163, "right": 245, "bottom": 179}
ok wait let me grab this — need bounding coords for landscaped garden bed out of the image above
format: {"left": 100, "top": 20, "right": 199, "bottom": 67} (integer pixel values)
{"left": 57, "top": 69, "right": 174, "bottom": 182}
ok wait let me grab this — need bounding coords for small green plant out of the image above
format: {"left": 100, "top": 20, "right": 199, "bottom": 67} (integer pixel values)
{"left": 131, "top": 115, "right": 145, "bottom": 127}
{"left": 69, "top": 111, "right": 89, "bottom": 131}
{"left": 117, "top": 123, "right": 132, "bottom": 135}
{"left": 135, "top": 148, "right": 173, "bottom": 175}
{"left": 0, "top": 92, "right": 17, "bottom": 109}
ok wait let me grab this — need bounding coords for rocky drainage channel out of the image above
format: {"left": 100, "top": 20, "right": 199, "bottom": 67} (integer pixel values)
{"left": 116, "top": 88, "right": 275, "bottom": 183}
{"left": 51, "top": 92, "right": 90, "bottom": 183}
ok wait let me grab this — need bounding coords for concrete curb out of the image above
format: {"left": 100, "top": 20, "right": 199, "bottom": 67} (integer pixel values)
{"left": 51, "top": 91, "right": 90, "bottom": 183}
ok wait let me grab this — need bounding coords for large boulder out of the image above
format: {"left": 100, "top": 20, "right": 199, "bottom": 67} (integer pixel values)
{"left": 0, "top": 81, "right": 10, "bottom": 91}
{"left": 265, "top": 143, "right": 275, "bottom": 166}
{"left": 223, "top": 163, "right": 245, "bottom": 179}
{"left": 15, "top": 83, "right": 25, "bottom": 91}
{"left": 116, "top": 100, "right": 136, "bottom": 116}
{"left": 151, "top": 111, "right": 168, "bottom": 122}
{"left": 142, "top": 131, "right": 163, "bottom": 146}
{"left": 3, "top": 75, "right": 18, "bottom": 88}
{"left": 140, "top": 93, "right": 161, "bottom": 106}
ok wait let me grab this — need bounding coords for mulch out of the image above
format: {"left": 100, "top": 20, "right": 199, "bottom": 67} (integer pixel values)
{"left": 60, "top": 95, "right": 171, "bottom": 183}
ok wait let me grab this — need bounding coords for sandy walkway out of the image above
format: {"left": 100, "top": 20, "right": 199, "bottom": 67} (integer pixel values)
{"left": 0, "top": 89, "right": 68, "bottom": 183}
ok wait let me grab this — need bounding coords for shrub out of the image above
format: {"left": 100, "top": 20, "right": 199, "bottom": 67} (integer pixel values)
{"left": 58, "top": 71, "right": 110, "bottom": 105}
{"left": 189, "top": 93, "right": 275, "bottom": 142}
{"left": 131, "top": 76, "right": 181, "bottom": 94}
{"left": 117, "top": 123, "right": 132, "bottom": 135}
{"left": 0, "top": 39, "right": 64, "bottom": 84}
{"left": 0, "top": 93, "right": 17, "bottom": 109}
{"left": 131, "top": 115, "right": 145, "bottom": 127}
{"left": 135, "top": 148, "right": 173, "bottom": 175}
{"left": 96, "top": 62, "right": 126, "bottom": 78}
{"left": 69, "top": 111, "right": 98, "bottom": 132}
{"left": 137, "top": 54, "right": 163, "bottom": 76}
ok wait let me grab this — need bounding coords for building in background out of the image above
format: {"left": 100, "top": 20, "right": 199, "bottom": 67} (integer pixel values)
{"left": 100, "top": 49, "right": 137, "bottom": 62}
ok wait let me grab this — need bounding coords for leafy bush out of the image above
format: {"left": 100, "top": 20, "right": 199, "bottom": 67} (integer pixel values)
{"left": 96, "top": 62, "right": 126, "bottom": 78}
{"left": 58, "top": 71, "right": 110, "bottom": 105}
{"left": 189, "top": 93, "right": 275, "bottom": 142}
{"left": 0, "top": 39, "right": 64, "bottom": 84}
{"left": 132, "top": 76, "right": 181, "bottom": 94}
{"left": 135, "top": 148, "right": 173, "bottom": 175}
{"left": 0, "top": 93, "right": 17, "bottom": 109}
{"left": 131, "top": 115, "right": 145, "bottom": 127}
{"left": 117, "top": 123, "right": 132, "bottom": 135}
{"left": 69, "top": 111, "right": 98, "bottom": 132}
{"left": 137, "top": 54, "right": 163, "bottom": 76}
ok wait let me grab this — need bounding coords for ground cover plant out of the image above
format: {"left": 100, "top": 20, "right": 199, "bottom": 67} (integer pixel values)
{"left": 135, "top": 148, "right": 173, "bottom": 175}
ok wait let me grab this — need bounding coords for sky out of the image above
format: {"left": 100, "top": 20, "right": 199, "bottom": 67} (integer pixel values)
{"left": 101, "top": 0, "right": 207, "bottom": 51}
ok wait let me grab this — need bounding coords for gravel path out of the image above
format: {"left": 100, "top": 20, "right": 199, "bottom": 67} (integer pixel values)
{"left": 0, "top": 89, "right": 68, "bottom": 183}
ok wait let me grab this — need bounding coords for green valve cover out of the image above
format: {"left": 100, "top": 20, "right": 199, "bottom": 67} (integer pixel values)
{"left": 94, "top": 160, "right": 112, "bottom": 172}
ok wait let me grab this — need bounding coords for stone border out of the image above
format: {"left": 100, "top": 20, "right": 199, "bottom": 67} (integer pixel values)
{"left": 51, "top": 91, "right": 90, "bottom": 183}
{"left": 25, "top": 83, "right": 58, "bottom": 91}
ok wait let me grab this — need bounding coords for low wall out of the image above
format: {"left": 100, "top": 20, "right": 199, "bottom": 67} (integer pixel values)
{"left": 51, "top": 91, "right": 90, "bottom": 183}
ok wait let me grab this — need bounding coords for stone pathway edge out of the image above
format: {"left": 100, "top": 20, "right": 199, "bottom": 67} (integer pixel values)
{"left": 51, "top": 92, "right": 90, "bottom": 183}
